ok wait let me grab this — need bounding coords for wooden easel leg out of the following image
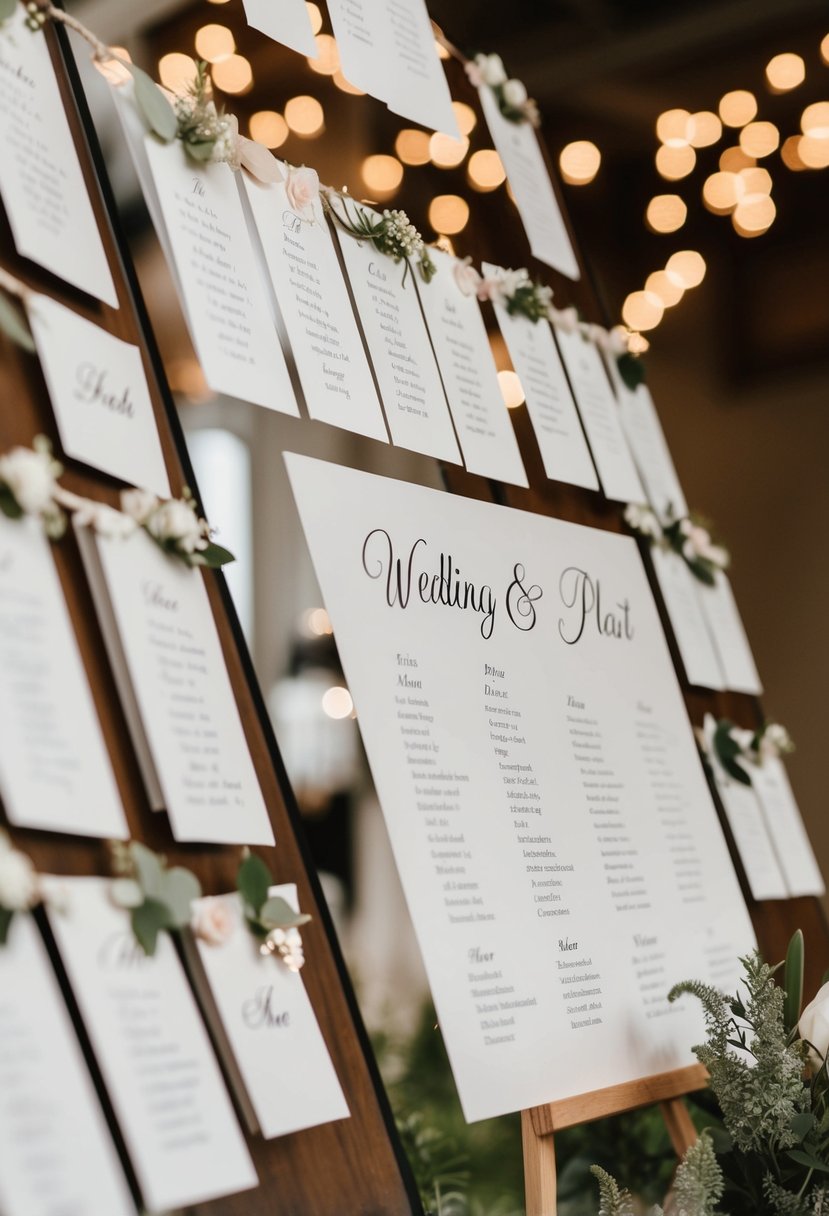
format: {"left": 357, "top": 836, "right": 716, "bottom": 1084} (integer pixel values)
{"left": 521, "top": 1109, "right": 557, "bottom": 1216}
{"left": 659, "top": 1097, "right": 697, "bottom": 1156}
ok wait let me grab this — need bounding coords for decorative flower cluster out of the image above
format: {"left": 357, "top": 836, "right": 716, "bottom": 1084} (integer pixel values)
{"left": 121, "top": 486, "right": 234, "bottom": 569}
{"left": 325, "top": 194, "right": 435, "bottom": 285}
{"left": 234, "top": 851, "right": 311, "bottom": 972}
{"left": 0, "top": 436, "right": 66, "bottom": 538}
{"left": 259, "top": 924, "right": 305, "bottom": 972}
{"left": 110, "top": 840, "right": 202, "bottom": 956}
{"left": 0, "top": 831, "right": 39, "bottom": 946}
{"left": 174, "top": 61, "right": 241, "bottom": 168}
{"left": 663, "top": 510, "right": 729, "bottom": 585}
{"left": 459, "top": 263, "right": 553, "bottom": 323}
{"left": 465, "top": 53, "right": 540, "bottom": 128}
{"left": 699, "top": 712, "right": 794, "bottom": 786}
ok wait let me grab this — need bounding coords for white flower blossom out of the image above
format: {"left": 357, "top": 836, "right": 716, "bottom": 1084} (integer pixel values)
{"left": 759, "top": 722, "right": 794, "bottom": 761}
{"left": 453, "top": 258, "right": 482, "bottom": 298}
{"left": 192, "top": 897, "right": 237, "bottom": 946}
{"left": 473, "top": 52, "right": 507, "bottom": 87}
{"left": 624, "top": 502, "right": 661, "bottom": 541}
{"left": 0, "top": 444, "right": 59, "bottom": 515}
{"left": 551, "top": 305, "right": 580, "bottom": 334}
{"left": 146, "top": 497, "right": 207, "bottom": 555}
{"left": 210, "top": 112, "right": 241, "bottom": 170}
{"left": 121, "top": 488, "right": 159, "bottom": 525}
{"left": 502, "top": 78, "right": 528, "bottom": 107}
{"left": 260, "top": 925, "right": 305, "bottom": 971}
{"left": 800, "top": 981, "right": 829, "bottom": 1071}
{"left": 285, "top": 165, "right": 320, "bottom": 217}
{"left": 0, "top": 832, "right": 38, "bottom": 912}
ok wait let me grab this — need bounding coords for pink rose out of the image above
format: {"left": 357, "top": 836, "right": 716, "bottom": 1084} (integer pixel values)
{"left": 285, "top": 165, "right": 320, "bottom": 217}
{"left": 476, "top": 276, "right": 501, "bottom": 303}
{"left": 453, "top": 259, "right": 481, "bottom": 298}
{"left": 191, "top": 897, "right": 237, "bottom": 946}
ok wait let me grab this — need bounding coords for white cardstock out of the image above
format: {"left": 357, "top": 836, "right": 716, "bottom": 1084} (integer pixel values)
{"left": 0, "top": 9, "right": 117, "bottom": 305}
{"left": 242, "top": 174, "right": 388, "bottom": 441}
{"left": 478, "top": 85, "right": 579, "bottom": 279}
{"left": 285, "top": 454, "right": 756, "bottom": 1122}
{"left": 0, "top": 914, "right": 135, "bottom": 1216}
{"left": 418, "top": 249, "right": 527, "bottom": 486}
{"left": 43, "top": 877, "right": 258, "bottom": 1213}
{"left": 333, "top": 206, "right": 461, "bottom": 463}
{"left": 242, "top": 0, "right": 317, "bottom": 57}
{"left": 554, "top": 324, "right": 645, "bottom": 503}
{"left": 698, "top": 572, "right": 763, "bottom": 695}
{"left": 0, "top": 514, "right": 127, "bottom": 838}
{"left": 190, "top": 885, "right": 350, "bottom": 1138}
{"left": 649, "top": 546, "right": 725, "bottom": 691}
{"left": 605, "top": 363, "right": 688, "bottom": 520}
{"left": 75, "top": 523, "right": 274, "bottom": 845}
{"left": 709, "top": 754, "right": 787, "bottom": 902}
{"left": 28, "top": 293, "right": 170, "bottom": 497}
{"left": 752, "top": 758, "right": 824, "bottom": 898}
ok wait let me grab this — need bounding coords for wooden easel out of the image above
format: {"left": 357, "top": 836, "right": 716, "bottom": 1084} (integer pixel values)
{"left": 521, "top": 1063, "right": 706, "bottom": 1214}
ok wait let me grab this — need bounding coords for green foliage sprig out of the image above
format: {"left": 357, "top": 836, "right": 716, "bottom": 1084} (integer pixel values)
{"left": 236, "top": 852, "right": 310, "bottom": 969}
{"left": 324, "top": 193, "right": 435, "bottom": 287}
{"left": 121, "top": 486, "right": 235, "bottom": 569}
{"left": 110, "top": 841, "right": 201, "bottom": 956}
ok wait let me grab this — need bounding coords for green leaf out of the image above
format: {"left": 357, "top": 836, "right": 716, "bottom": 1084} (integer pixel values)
{"left": 784, "top": 929, "right": 805, "bottom": 1034}
{"left": 713, "top": 721, "right": 753, "bottom": 786}
{"left": 0, "top": 906, "right": 13, "bottom": 946}
{"left": 160, "top": 866, "right": 201, "bottom": 926}
{"left": 0, "top": 293, "right": 35, "bottom": 353}
{"left": 617, "top": 352, "right": 646, "bottom": 391}
{"left": 127, "top": 64, "right": 177, "bottom": 141}
{"left": 131, "top": 842, "right": 165, "bottom": 900}
{"left": 0, "top": 484, "right": 23, "bottom": 520}
{"left": 131, "top": 898, "right": 174, "bottom": 956}
{"left": 196, "top": 540, "right": 235, "bottom": 569}
{"left": 183, "top": 138, "right": 216, "bottom": 162}
{"left": 110, "top": 877, "right": 143, "bottom": 909}
{"left": 259, "top": 895, "right": 311, "bottom": 930}
{"left": 787, "top": 1147, "right": 829, "bottom": 1173}
{"left": 790, "top": 1110, "right": 815, "bottom": 1142}
{"left": 237, "top": 852, "right": 272, "bottom": 917}
{"left": 0, "top": 0, "right": 18, "bottom": 21}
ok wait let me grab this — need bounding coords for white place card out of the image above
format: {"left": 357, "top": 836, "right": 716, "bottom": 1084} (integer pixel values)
{"left": 649, "top": 545, "right": 725, "bottom": 691}
{"left": 752, "top": 758, "right": 824, "bottom": 898}
{"left": 327, "top": 0, "right": 459, "bottom": 137}
{"left": 605, "top": 363, "right": 688, "bottom": 520}
{"left": 554, "top": 324, "right": 645, "bottom": 503}
{"left": 75, "top": 522, "right": 274, "bottom": 845}
{"left": 709, "top": 754, "right": 787, "bottom": 902}
{"left": 42, "top": 877, "right": 258, "bottom": 1212}
{"left": 286, "top": 453, "right": 755, "bottom": 1122}
{"left": 698, "top": 572, "right": 763, "bottom": 695}
{"left": 483, "top": 264, "right": 597, "bottom": 489}
{"left": 242, "top": 0, "right": 317, "bottom": 57}
{"left": 0, "top": 914, "right": 135, "bottom": 1216}
{"left": 477, "top": 85, "right": 578, "bottom": 279}
{"left": 0, "top": 514, "right": 127, "bottom": 838}
{"left": 333, "top": 207, "right": 461, "bottom": 463}
{"left": 417, "top": 249, "right": 527, "bottom": 486}
{"left": 28, "top": 294, "right": 170, "bottom": 497}
{"left": 0, "top": 9, "right": 117, "bottom": 306}
{"left": 186, "top": 885, "right": 349, "bottom": 1138}
{"left": 242, "top": 173, "right": 388, "bottom": 442}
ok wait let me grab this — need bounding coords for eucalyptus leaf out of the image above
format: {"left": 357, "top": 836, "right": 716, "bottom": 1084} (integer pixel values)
{"left": 786, "top": 1147, "right": 829, "bottom": 1173}
{"left": 790, "top": 1110, "right": 815, "bottom": 1142}
{"left": 199, "top": 540, "right": 235, "bottom": 569}
{"left": 161, "top": 866, "right": 201, "bottom": 925}
{"left": 0, "top": 293, "right": 35, "bottom": 353}
{"left": 616, "top": 351, "right": 646, "bottom": 391}
{"left": 110, "top": 877, "right": 143, "bottom": 909}
{"left": 184, "top": 139, "right": 215, "bottom": 163}
{"left": 0, "top": 0, "right": 18, "bottom": 22}
{"left": 237, "top": 852, "right": 271, "bottom": 917}
{"left": 131, "top": 897, "right": 174, "bottom": 956}
{"left": 0, "top": 485, "right": 23, "bottom": 521}
{"left": 0, "top": 906, "right": 13, "bottom": 946}
{"left": 783, "top": 929, "right": 805, "bottom": 1034}
{"left": 131, "top": 841, "right": 165, "bottom": 900}
{"left": 128, "top": 64, "right": 177, "bottom": 141}
{"left": 260, "top": 895, "right": 311, "bottom": 930}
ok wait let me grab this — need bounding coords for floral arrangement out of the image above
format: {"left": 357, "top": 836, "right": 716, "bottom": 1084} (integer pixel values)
{"left": 469, "top": 265, "right": 553, "bottom": 323}
{"left": 120, "top": 486, "right": 234, "bottom": 569}
{"left": 235, "top": 851, "right": 310, "bottom": 971}
{"left": 110, "top": 840, "right": 201, "bottom": 956}
{"left": 465, "top": 52, "right": 540, "bottom": 128}
{"left": 0, "top": 436, "right": 66, "bottom": 538}
{"left": 594, "top": 932, "right": 829, "bottom": 1215}
{"left": 699, "top": 712, "right": 794, "bottom": 787}
{"left": 624, "top": 502, "right": 730, "bottom": 586}
{"left": 0, "top": 831, "right": 39, "bottom": 945}
{"left": 324, "top": 192, "right": 435, "bottom": 286}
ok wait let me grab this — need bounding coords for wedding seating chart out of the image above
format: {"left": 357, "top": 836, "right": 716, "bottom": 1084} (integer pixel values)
{"left": 286, "top": 454, "right": 756, "bottom": 1122}
{"left": 0, "top": 8, "right": 117, "bottom": 306}
{"left": 417, "top": 248, "right": 527, "bottom": 486}
{"left": 477, "top": 85, "right": 578, "bottom": 279}
{"left": 75, "top": 522, "right": 274, "bottom": 845}
{"left": 698, "top": 572, "right": 763, "bottom": 695}
{"left": 0, "top": 914, "right": 135, "bottom": 1216}
{"left": 42, "top": 876, "right": 258, "bottom": 1212}
{"left": 242, "top": 173, "right": 388, "bottom": 442}
{"left": 0, "top": 514, "right": 127, "bottom": 838}
{"left": 187, "top": 885, "right": 350, "bottom": 1138}
{"left": 484, "top": 263, "right": 597, "bottom": 490}
{"left": 333, "top": 207, "right": 461, "bottom": 463}
{"left": 242, "top": 0, "right": 317, "bottom": 57}
{"left": 554, "top": 323, "right": 645, "bottom": 503}
{"left": 752, "top": 759, "right": 824, "bottom": 898}
{"left": 28, "top": 293, "right": 170, "bottom": 497}
{"left": 327, "top": 0, "right": 459, "bottom": 137}
{"left": 649, "top": 545, "right": 725, "bottom": 691}
{"left": 707, "top": 749, "right": 788, "bottom": 902}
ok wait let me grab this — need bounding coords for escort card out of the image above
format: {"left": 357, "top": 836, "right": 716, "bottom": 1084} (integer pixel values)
{"left": 477, "top": 85, "right": 578, "bottom": 279}
{"left": 708, "top": 749, "right": 787, "bottom": 902}
{"left": 752, "top": 758, "right": 824, "bottom": 898}
{"left": 42, "top": 877, "right": 258, "bottom": 1212}
{"left": 0, "top": 515, "right": 127, "bottom": 838}
{"left": 649, "top": 545, "right": 725, "bottom": 691}
{"left": 28, "top": 294, "right": 170, "bottom": 497}
{"left": 418, "top": 249, "right": 527, "bottom": 486}
{"left": 483, "top": 264, "right": 597, "bottom": 490}
{"left": 554, "top": 324, "right": 645, "bottom": 503}
{"left": 327, "top": 0, "right": 459, "bottom": 137}
{"left": 0, "top": 9, "right": 117, "bottom": 306}
{"left": 242, "top": 0, "right": 317, "bottom": 57}
{"left": 186, "top": 885, "right": 349, "bottom": 1138}
{"left": 242, "top": 173, "right": 388, "bottom": 442}
{"left": 286, "top": 453, "right": 755, "bottom": 1122}
{"left": 605, "top": 362, "right": 688, "bottom": 519}
{"left": 0, "top": 914, "right": 135, "bottom": 1216}
{"left": 698, "top": 572, "right": 763, "bottom": 695}
{"left": 75, "top": 522, "right": 274, "bottom": 845}
{"left": 333, "top": 208, "right": 461, "bottom": 463}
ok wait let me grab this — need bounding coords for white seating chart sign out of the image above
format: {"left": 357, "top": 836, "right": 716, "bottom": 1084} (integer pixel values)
{"left": 286, "top": 454, "right": 756, "bottom": 1122}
